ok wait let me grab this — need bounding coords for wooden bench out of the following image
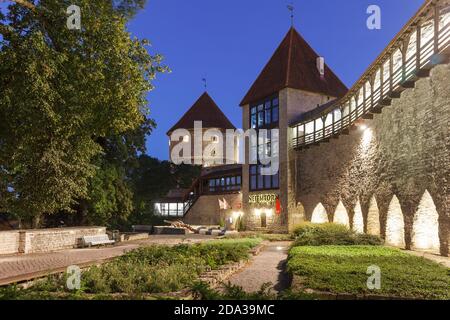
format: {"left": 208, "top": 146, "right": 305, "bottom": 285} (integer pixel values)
{"left": 81, "top": 234, "right": 115, "bottom": 248}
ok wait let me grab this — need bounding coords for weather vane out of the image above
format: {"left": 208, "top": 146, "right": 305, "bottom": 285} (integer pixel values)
{"left": 287, "top": 2, "right": 295, "bottom": 27}
{"left": 202, "top": 78, "right": 207, "bottom": 90}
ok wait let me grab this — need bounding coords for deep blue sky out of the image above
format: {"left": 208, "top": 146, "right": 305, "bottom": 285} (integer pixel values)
{"left": 130, "top": 0, "right": 424, "bottom": 160}
{"left": 1, "top": 0, "right": 425, "bottom": 159}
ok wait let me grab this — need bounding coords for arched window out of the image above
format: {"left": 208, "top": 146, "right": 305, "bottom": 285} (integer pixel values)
{"left": 333, "top": 201, "right": 350, "bottom": 227}
{"left": 385, "top": 195, "right": 405, "bottom": 247}
{"left": 412, "top": 190, "right": 440, "bottom": 251}
{"left": 353, "top": 201, "right": 364, "bottom": 233}
{"left": 311, "top": 203, "right": 328, "bottom": 223}
{"left": 367, "top": 196, "right": 381, "bottom": 236}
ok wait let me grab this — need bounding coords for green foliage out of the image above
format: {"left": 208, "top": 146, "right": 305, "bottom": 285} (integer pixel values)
{"left": 225, "top": 232, "right": 293, "bottom": 242}
{"left": 126, "top": 156, "right": 201, "bottom": 226}
{"left": 0, "top": 0, "right": 166, "bottom": 223}
{"left": 86, "top": 161, "right": 133, "bottom": 228}
{"left": 287, "top": 245, "right": 450, "bottom": 299}
{"left": 1, "top": 239, "right": 262, "bottom": 299}
{"left": 191, "top": 282, "right": 277, "bottom": 300}
{"left": 292, "top": 223, "right": 383, "bottom": 246}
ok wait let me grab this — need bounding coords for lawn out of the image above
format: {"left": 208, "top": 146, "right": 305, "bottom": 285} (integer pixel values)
{"left": 0, "top": 238, "right": 262, "bottom": 300}
{"left": 287, "top": 245, "right": 450, "bottom": 300}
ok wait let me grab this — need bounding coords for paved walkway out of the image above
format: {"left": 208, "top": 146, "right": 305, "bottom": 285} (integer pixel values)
{"left": 404, "top": 250, "right": 450, "bottom": 268}
{"left": 228, "top": 241, "right": 292, "bottom": 294}
{"left": 0, "top": 235, "right": 215, "bottom": 286}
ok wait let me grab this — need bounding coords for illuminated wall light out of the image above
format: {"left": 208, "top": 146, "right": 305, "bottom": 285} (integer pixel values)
{"left": 361, "top": 127, "right": 373, "bottom": 151}
{"left": 266, "top": 209, "right": 274, "bottom": 218}
{"left": 311, "top": 203, "right": 328, "bottom": 223}
{"left": 254, "top": 209, "right": 261, "bottom": 217}
{"left": 359, "top": 124, "right": 368, "bottom": 131}
{"left": 232, "top": 211, "right": 244, "bottom": 220}
{"left": 385, "top": 195, "right": 406, "bottom": 247}
{"left": 412, "top": 190, "right": 440, "bottom": 251}
{"left": 333, "top": 201, "right": 350, "bottom": 227}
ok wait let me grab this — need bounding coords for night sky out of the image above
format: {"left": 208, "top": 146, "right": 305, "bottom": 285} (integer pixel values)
{"left": 1, "top": 0, "right": 425, "bottom": 159}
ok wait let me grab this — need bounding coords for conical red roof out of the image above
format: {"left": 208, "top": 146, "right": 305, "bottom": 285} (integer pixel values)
{"left": 240, "top": 27, "right": 348, "bottom": 106}
{"left": 167, "top": 92, "right": 235, "bottom": 135}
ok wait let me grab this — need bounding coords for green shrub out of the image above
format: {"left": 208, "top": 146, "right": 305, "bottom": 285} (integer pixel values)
{"left": 292, "top": 223, "right": 382, "bottom": 246}
{"left": 1, "top": 238, "right": 263, "bottom": 299}
{"left": 287, "top": 245, "right": 450, "bottom": 299}
{"left": 191, "top": 282, "right": 277, "bottom": 300}
{"left": 353, "top": 233, "right": 383, "bottom": 246}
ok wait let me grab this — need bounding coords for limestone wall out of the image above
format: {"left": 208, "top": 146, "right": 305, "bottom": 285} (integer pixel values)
{"left": 290, "top": 63, "right": 450, "bottom": 256}
{"left": 183, "top": 193, "right": 242, "bottom": 226}
{"left": 21, "top": 227, "right": 106, "bottom": 254}
{"left": 0, "top": 227, "right": 107, "bottom": 255}
{"left": 0, "top": 231, "right": 20, "bottom": 255}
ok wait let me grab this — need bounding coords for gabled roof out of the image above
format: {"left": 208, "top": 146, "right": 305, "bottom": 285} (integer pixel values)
{"left": 240, "top": 27, "right": 348, "bottom": 106}
{"left": 167, "top": 92, "right": 236, "bottom": 135}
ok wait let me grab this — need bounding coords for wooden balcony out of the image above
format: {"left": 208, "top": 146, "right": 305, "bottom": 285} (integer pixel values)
{"left": 291, "top": 0, "right": 450, "bottom": 150}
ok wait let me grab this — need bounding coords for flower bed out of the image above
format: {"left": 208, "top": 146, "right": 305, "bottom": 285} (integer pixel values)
{"left": 0, "top": 238, "right": 262, "bottom": 300}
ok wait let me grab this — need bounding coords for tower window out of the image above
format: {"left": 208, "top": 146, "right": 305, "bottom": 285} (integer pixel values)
{"left": 250, "top": 96, "right": 279, "bottom": 129}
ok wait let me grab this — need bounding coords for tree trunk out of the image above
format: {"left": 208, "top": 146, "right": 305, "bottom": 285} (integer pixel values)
{"left": 32, "top": 215, "right": 42, "bottom": 229}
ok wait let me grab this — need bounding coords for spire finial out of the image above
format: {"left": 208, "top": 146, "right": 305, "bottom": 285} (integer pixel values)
{"left": 202, "top": 77, "right": 207, "bottom": 90}
{"left": 287, "top": 2, "right": 295, "bottom": 27}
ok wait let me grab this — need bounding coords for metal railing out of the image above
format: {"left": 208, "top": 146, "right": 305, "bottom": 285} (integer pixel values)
{"left": 291, "top": 0, "right": 450, "bottom": 149}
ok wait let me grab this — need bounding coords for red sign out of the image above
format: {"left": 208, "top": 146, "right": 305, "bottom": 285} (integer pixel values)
{"left": 275, "top": 196, "right": 282, "bottom": 215}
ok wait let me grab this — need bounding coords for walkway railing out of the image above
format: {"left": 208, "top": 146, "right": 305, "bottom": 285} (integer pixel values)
{"left": 291, "top": 0, "right": 450, "bottom": 149}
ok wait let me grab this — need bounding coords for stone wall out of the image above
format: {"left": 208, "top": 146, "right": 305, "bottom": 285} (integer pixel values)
{"left": 0, "top": 231, "right": 20, "bottom": 255}
{"left": 21, "top": 227, "right": 106, "bottom": 254}
{"left": 0, "top": 227, "right": 107, "bottom": 255}
{"left": 290, "top": 63, "right": 450, "bottom": 256}
{"left": 183, "top": 193, "right": 242, "bottom": 226}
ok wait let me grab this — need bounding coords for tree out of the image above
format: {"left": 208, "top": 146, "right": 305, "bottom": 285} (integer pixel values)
{"left": 0, "top": 0, "right": 167, "bottom": 226}
{"left": 127, "top": 155, "right": 201, "bottom": 226}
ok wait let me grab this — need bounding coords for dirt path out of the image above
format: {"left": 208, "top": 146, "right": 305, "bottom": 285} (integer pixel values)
{"left": 228, "top": 241, "right": 292, "bottom": 294}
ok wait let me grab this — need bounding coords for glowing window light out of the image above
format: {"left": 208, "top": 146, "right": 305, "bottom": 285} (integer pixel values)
{"left": 385, "top": 195, "right": 405, "bottom": 247}
{"left": 333, "top": 201, "right": 350, "bottom": 227}
{"left": 311, "top": 203, "right": 328, "bottom": 223}
{"left": 412, "top": 190, "right": 440, "bottom": 251}
{"left": 353, "top": 201, "right": 364, "bottom": 233}
{"left": 367, "top": 196, "right": 381, "bottom": 236}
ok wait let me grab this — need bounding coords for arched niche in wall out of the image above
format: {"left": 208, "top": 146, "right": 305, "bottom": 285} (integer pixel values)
{"left": 412, "top": 190, "right": 440, "bottom": 252}
{"left": 367, "top": 196, "right": 381, "bottom": 236}
{"left": 385, "top": 195, "right": 405, "bottom": 248}
{"left": 353, "top": 201, "right": 364, "bottom": 234}
{"left": 333, "top": 201, "right": 350, "bottom": 227}
{"left": 311, "top": 203, "right": 329, "bottom": 223}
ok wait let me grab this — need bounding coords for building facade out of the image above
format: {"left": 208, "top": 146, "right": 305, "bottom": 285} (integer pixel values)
{"left": 159, "top": 0, "right": 450, "bottom": 256}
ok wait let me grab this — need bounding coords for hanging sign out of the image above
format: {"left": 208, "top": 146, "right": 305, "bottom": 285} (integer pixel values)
{"left": 249, "top": 194, "right": 277, "bottom": 205}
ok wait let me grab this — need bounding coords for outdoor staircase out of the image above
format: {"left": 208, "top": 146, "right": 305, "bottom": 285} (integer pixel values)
{"left": 181, "top": 177, "right": 202, "bottom": 217}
